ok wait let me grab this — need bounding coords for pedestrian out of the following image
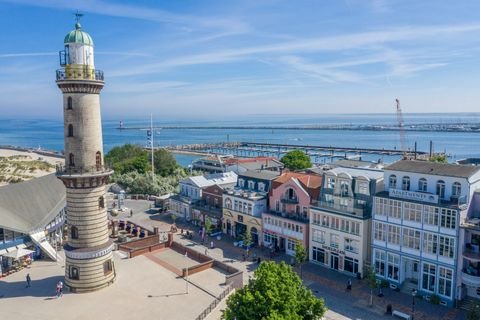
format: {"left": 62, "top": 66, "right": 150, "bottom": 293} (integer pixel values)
{"left": 55, "top": 281, "right": 61, "bottom": 298}
{"left": 210, "top": 241, "right": 214, "bottom": 249}
{"left": 59, "top": 280, "right": 64, "bottom": 297}
{"left": 26, "top": 273, "right": 31, "bottom": 288}
{"left": 130, "top": 209, "right": 133, "bottom": 217}
{"left": 205, "top": 248, "right": 208, "bottom": 256}
{"left": 347, "top": 279, "right": 352, "bottom": 291}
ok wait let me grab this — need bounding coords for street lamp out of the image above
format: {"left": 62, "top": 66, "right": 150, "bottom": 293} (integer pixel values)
{"left": 411, "top": 289, "right": 417, "bottom": 320}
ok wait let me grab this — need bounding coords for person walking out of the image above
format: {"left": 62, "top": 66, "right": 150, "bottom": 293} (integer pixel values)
{"left": 130, "top": 209, "right": 133, "bottom": 217}
{"left": 26, "top": 273, "right": 31, "bottom": 288}
{"left": 59, "top": 280, "right": 64, "bottom": 297}
{"left": 210, "top": 241, "right": 214, "bottom": 249}
{"left": 55, "top": 281, "right": 61, "bottom": 298}
{"left": 347, "top": 279, "right": 352, "bottom": 291}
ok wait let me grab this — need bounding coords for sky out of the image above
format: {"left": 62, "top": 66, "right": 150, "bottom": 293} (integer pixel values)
{"left": 1, "top": 0, "right": 480, "bottom": 119}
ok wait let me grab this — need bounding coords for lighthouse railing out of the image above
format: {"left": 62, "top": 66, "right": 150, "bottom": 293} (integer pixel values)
{"left": 56, "top": 68, "right": 104, "bottom": 81}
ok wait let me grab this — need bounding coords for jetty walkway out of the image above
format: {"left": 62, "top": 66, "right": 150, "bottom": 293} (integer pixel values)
{"left": 165, "top": 141, "right": 430, "bottom": 162}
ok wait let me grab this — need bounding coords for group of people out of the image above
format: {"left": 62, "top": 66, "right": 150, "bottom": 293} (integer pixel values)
{"left": 25, "top": 273, "right": 64, "bottom": 298}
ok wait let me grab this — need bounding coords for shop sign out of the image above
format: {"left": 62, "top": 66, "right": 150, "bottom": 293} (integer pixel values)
{"left": 389, "top": 189, "right": 438, "bottom": 204}
{"left": 321, "top": 245, "right": 345, "bottom": 255}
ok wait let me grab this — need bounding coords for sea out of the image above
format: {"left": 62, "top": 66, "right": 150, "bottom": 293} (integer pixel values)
{"left": 1, "top": 113, "right": 479, "bottom": 167}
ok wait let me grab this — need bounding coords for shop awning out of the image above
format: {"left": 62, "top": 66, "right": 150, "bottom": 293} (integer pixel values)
{"left": 1, "top": 248, "right": 35, "bottom": 259}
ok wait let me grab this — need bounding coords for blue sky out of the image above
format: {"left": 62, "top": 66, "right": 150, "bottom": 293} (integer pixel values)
{"left": 1, "top": 0, "right": 480, "bottom": 119}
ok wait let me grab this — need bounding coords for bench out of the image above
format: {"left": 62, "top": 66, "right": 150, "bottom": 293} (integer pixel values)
{"left": 392, "top": 310, "right": 411, "bottom": 320}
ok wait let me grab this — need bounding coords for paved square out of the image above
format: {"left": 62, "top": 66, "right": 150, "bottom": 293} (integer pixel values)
{"left": 0, "top": 251, "right": 226, "bottom": 320}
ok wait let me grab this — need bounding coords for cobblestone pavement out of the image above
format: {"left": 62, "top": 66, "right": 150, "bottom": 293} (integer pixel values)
{"left": 117, "top": 200, "right": 468, "bottom": 320}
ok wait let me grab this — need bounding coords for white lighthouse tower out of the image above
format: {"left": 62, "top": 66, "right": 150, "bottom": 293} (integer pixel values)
{"left": 56, "top": 15, "right": 116, "bottom": 293}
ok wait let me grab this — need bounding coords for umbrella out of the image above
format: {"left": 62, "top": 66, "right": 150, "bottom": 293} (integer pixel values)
{"left": 1, "top": 248, "right": 35, "bottom": 259}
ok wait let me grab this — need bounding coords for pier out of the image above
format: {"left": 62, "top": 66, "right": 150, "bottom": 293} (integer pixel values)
{"left": 165, "top": 142, "right": 431, "bottom": 163}
{"left": 117, "top": 122, "right": 480, "bottom": 133}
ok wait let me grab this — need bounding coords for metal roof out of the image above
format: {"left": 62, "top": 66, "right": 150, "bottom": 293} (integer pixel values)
{"left": 385, "top": 160, "right": 480, "bottom": 179}
{"left": 0, "top": 174, "right": 66, "bottom": 234}
{"left": 239, "top": 170, "right": 280, "bottom": 181}
{"left": 327, "top": 167, "right": 384, "bottom": 180}
{"left": 64, "top": 23, "right": 94, "bottom": 45}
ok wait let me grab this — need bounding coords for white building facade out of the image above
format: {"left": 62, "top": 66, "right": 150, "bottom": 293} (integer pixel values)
{"left": 372, "top": 160, "right": 480, "bottom": 307}
{"left": 309, "top": 167, "right": 383, "bottom": 277}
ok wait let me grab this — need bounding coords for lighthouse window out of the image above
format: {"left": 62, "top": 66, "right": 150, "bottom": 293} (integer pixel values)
{"left": 67, "top": 96, "right": 73, "bottom": 110}
{"left": 104, "top": 260, "right": 113, "bottom": 275}
{"left": 99, "top": 196, "right": 105, "bottom": 209}
{"left": 71, "top": 226, "right": 78, "bottom": 239}
{"left": 68, "top": 124, "right": 74, "bottom": 137}
{"left": 69, "top": 153, "right": 75, "bottom": 167}
{"left": 69, "top": 266, "right": 79, "bottom": 280}
{"left": 96, "top": 151, "right": 102, "bottom": 170}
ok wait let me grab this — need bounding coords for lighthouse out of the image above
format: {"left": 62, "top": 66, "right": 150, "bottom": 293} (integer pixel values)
{"left": 56, "top": 15, "right": 115, "bottom": 293}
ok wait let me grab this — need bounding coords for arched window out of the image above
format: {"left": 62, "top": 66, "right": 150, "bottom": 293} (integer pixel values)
{"left": 69, "top": 266, "right": 79, "bottom": 280}
{"left": 225, "top": 198, "right": 232, "bottom": 209}
{"left": 402, "top": 176, "right": 410, "bottom": 191}
{"left": 436, "top": 180, "right": 446, "bottom": 199}
{"left": 389, "top": 175, "right": 397, "bottom": 189}
{"left": 418, "top": 178, "right": 427, "bottom": 192}
{"left": 96, "top": 151, "right": 102, "bottom": 170}
{"left": 285, "top": 188, "right": 298, "bottom": 201}
{"left": 69, "top": 153, "right": 75, "bottom": 167}
{"left": 67, "top": 96, "right": 73, "bottom": 110}
{"left": 71, "top": 226, "right": 78, "bottom": 239}
{"left": 340, "top": 181, "right": 349, "bottom": 196}
{"left": 99, "top": 196, "right": 105, "bottom": 209}
{"left": 68, "top": 124, "right": 74, "bottom": 137}
{"left": 452, "top": 182, "right": 461, "bottom": 198}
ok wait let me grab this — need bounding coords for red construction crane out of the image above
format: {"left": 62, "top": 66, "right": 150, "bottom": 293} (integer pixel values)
{"left": 395, "top": 98, "right": 407, "bottom": 155}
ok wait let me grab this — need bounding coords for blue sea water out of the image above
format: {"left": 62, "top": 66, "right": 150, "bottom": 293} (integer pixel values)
{"left": 0, "top": 113, "right": 479, "bottom": 167}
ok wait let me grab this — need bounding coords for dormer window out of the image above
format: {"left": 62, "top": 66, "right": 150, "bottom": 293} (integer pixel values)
{"left": 248, "top": 181, "right": 255, "bottom": 190}
{"left": 402, "top": 176, "right": 410, "bottom": 191}
{"left": 452, "top": 182, "right": 461, "bottom": 198}
{"left": 340, "top": 181, "right": 349, "bottom": 197}
{"left": 418, "top": 178, "right": 427, "bottom": 192}
{"left": 327, "top": 177, "right": 336, "bottom": 189}
{"left": 238, "top": 179, "right": 245, "bottom": 188}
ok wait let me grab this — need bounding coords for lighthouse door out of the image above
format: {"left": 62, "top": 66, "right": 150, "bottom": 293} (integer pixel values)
{"left": 96, "top": 151, "right": 102, "bottom": 170}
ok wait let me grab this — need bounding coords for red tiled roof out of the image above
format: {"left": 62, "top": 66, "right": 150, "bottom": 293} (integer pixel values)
{"left": 271, "top": 171, "right": 322, "bottom": 201}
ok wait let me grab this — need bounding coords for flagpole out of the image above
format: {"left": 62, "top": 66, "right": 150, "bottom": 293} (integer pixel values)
{"left": 151, "top": 113, "right": 154, "bottom": 182}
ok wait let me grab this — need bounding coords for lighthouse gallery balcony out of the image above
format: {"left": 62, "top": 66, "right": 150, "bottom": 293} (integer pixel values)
{"left": 56, "top": 68, "right": 104, "bottom": 81}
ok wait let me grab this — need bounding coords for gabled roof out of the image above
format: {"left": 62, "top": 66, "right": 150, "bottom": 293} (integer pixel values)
{"left": 385, "top": 160, "right": 480, "bottom": 179}
{"left": 327, "top": 167, "right": 384, "bottom": 180}
{"left": 0, "top": 174, "right": 66, "bottom": 234}
{"left": 273, "top": 172, "right": 322, "bottom": 189}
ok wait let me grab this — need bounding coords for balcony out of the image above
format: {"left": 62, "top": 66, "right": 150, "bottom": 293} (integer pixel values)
{"left": 281, "top": 196, "right": 299, "bottom": 204}
{"left": 462, "top": 269, "right": 480, "bottom": 286}
{"left": 463, "top": 244, "right": 480, "bottom": 260}
{"left": 56, "top": 164, "right": 113, "bottom": 178}
{"left": 312, "top": 200, "right": 368, "bottom": 217}
{"left": 56, "top": 68, "right": 104, "bottom": 81}
{"left": 265, "top": 210, "right": 308, "bottom": 223}
{"left": 191, "top": 201, "right": 223, "bottom": 218}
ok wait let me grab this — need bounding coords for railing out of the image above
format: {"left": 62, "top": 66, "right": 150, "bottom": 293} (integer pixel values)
{"left": 195, "top": 285, "right": 233, "bottom": 320}
{"left": 281, "top": 197, "right": 299, "bottom": 204}
{"left": 265, "top": 210, "right": 309, "bottom": 223}
{"left": 312, "top": 200, "right": 367, "bottom": 217}
{"left": 56, "top": 68, "right": 104, "bottom": 81}
{"left": 56, "top": 164, "right": 112, "bottom": 176}
{"left": 191, "top": 201, "right": 223, "bottom": 215}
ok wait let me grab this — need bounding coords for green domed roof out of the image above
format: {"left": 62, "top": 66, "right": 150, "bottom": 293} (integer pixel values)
{"left": 64, "top": 23, "right": 94, "bottom": 46}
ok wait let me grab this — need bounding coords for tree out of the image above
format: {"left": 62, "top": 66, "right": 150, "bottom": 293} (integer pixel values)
{"left": 223, "top": 261, "right": 326, "bottom": 320}
{"left": 467, "top": 304, "right": 480, "bottom": 320}
{"left": 204, "top": 217, "right": 212, "bottom": 235}
{"left": 153, "top": 149, "right": 178, "bottom": 177}
{"left": 364, "top": 266, "right": 378, "bottom": 307}
{"left": 280, "top": 150, "right": 312, "bottom": 171}
{"left": 243, "top": 228, "right": 252, "bottom": 257}
{"left": 294, "top": 240, "right": 307, "bottom": 279}
{"left": 429, "top": 154, "right": 448, "bottom": 163}
{"left": 105, "top": 144, "right": 148, "bottom": 174}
